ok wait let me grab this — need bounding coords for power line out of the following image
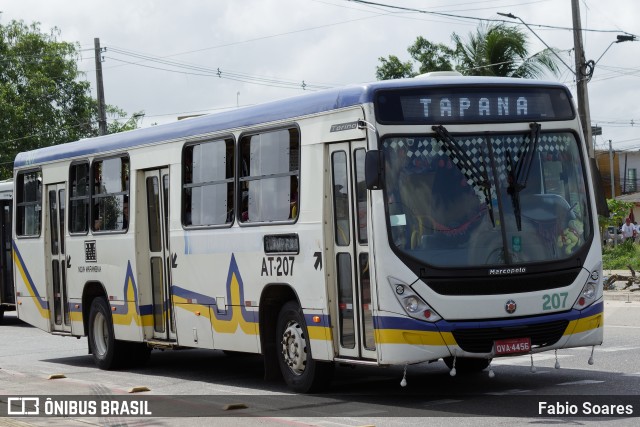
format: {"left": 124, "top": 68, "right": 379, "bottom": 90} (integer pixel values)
{"left": 346, "top": 0, "right": 637, "bottom": 36}
{"left": 105, "top": 47, "right": 334, "bottom": 91}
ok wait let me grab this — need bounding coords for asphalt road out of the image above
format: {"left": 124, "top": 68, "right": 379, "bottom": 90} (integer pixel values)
{"left": 1, "top": 297, "right": 639, "bottom": 426}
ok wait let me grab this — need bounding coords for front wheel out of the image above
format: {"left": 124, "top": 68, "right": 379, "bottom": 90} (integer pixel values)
{"left": 276, "top": 301, "right": 333, "bottom": 393}
{"left": 88, "top": 297, "right": 126, "bottom": 369}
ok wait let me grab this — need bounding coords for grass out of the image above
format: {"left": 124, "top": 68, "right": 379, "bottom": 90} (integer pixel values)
{"left": 602, "top": 241, "right": 640, "bottom": 270}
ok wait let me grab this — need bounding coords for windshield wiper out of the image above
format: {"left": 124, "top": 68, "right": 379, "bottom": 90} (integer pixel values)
{"left": 432, "top": 125, "right": 495, "bottom": 226}
{"left": 507, "top": 122, "right": 541, "bottom": 231}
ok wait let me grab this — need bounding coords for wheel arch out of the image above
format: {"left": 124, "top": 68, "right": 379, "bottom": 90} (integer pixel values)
{"left": 82, "top": 281, "right": 107, "bottom": 337}
{"left": 259, "top": 283, "right": 299, "bottom": 381}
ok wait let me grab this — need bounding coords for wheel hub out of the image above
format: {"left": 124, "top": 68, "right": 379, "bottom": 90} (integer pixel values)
{"left": 281, "top": 321, "right": 307, "bottom": 375}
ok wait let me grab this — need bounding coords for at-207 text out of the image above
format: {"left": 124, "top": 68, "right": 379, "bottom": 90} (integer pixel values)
{"left": 261, "top": 256, "right": 295, "bottom": 277}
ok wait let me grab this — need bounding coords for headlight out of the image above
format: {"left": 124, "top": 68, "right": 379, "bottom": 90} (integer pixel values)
{"left": 583, "top": 283, "right": 596, "bottom": 299}
{"left": 389, "top": 278, "right": 442, "bottom": 322}
{"left": 573, "top": 263, "right": 602, "bottom": 309}
{"left": 404, "top": 296, "right": 420, "bottom": 313}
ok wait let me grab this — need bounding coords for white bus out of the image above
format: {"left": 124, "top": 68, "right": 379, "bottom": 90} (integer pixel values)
{"left": 0, "top": 179, "right": 14, "bottom": 323}
{"left": 13, "top": 76, "right": 604, "bottom": 392}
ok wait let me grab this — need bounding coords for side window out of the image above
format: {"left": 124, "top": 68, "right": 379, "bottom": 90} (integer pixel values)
{"left": 91, "top": 156, "right": 129, "bottom": 232}
{"left": 16, "top": 170, "right": 42, "bottom": 237}
{"left": 182, "top": 137, "right": 234, "bottom": 227}
{"left": 69, "top": 162, "right": 90, "bottom": 233}
{"left": 354, "top": 148, "right": 368, "bottom": 244}
{"left": 239, "top": 127, "right": 300, "bottom": 223}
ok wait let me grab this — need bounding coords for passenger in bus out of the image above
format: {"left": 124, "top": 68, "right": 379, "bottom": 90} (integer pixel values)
{"left": 289, "top": 176, "right": 298, "bottom": 219}
{"left": 121, "top": 198, "right": 129, "bottom": 229}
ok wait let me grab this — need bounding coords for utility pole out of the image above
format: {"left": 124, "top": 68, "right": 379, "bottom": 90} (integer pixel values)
{"left": 94, "top": 38, "right": 107, "bottom": 136}
{"left": 609, "top": 140, "right": 615, "bottom": 199}
{"left": 571, "top": 0, "right": 593, "bottom": 158}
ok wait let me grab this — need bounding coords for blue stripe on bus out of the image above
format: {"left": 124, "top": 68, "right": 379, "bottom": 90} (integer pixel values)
{"left": 375, "top": 301, "right": 603, "bottom": 332}
{"left": 14, "top": 85, "right": 368, "bottom": 167}
{"left": 172, "top": 254, "right": 259, "bottom": 324}
{"left": 12, "top": 241, "right": 49, "bottom": 310}
{"left": 304, "top": 313, "right": 330, "bottom": 328}
{"left": 14, "top": 78, "right": 570, "bottom": 168}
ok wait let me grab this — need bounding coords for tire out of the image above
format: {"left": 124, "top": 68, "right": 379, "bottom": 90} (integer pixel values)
{"left": 443, "top": 356, "right": 491, "bottom": 374}
{"left": 0, "top": 308, "right": 4, "bottom": 324}
{"left": 276, "top": 301, "right": 334, "bottom": 393}
{"left": 88, "top": 297, "right": 126, "bottom": 369}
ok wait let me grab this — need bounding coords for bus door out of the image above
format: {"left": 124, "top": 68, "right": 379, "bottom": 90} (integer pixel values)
{"left": 45, "top": 183, "right": 70, "bottom": 332}
{"left": 144, "top": 168, "right": 176, "bottom": 341}
{"left": 0, "top": 197, "right": 14, "bottom": 307}
{"left": 328, "top": 141, "right": 377, "bottom": 360}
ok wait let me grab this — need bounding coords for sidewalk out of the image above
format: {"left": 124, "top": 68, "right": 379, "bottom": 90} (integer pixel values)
{"left": 603, "top": 269, "right": 640, "bottom": 302}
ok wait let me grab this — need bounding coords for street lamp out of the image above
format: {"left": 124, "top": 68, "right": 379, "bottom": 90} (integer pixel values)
{"left": 498, "top": 11, "right": 637, "bottom": 81}
{"left": 594, "top": 34, "right": 637, "bottom": 67}
{"left": 498, "top": 10, "right": 637, "bottom": 158}
{"left": 497, "top": 12, "right": 574, "bottom": 74}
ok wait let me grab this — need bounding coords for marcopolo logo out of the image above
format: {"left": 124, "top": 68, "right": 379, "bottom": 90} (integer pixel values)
{"left": 488, "top": 267, "right": 526, "bottom": 275}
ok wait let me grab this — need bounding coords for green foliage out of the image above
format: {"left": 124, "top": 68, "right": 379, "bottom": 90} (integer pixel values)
{"left": 452, "top": 23, "right": 560, "bottom": 78}
{"left": 407, "top": 37, "right": 455, "bottom": 75}
{"left": 376, "top": 55, "right": 416, "bottom": 80}
{"left": 0, "top": 19, "right": 138, "bottom": 179}
{"left": 106, "top": 107, "right": 145, "bottom": 134}
{"left": 376, "top": 22, "right": 561, "bottom": 80}
{"left": 602, "top": 240, "right": 640, "bottom": 270}
{"left": 606, "top": 198, "right": 634, "bottom": 227}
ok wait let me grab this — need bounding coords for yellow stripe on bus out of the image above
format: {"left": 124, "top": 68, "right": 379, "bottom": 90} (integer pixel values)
{"left": 12, "top": 250, "right": 49, "bottom": 319}
{"left": 564, "top": 312, "right": 603, "bottom": 336}
{"left": 374, "top": 328, "right": 450, "bottom": 346}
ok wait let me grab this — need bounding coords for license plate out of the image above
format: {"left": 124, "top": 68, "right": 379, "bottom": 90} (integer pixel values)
{"left": 494, "top": 337, "right": 531, "bottom": 355}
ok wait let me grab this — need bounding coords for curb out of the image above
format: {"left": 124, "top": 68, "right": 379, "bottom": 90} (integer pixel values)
{"left": 604, "top": 291, "right": 640, "bottom": 302}
{"left": 603, "top": 269, "right": 640, "bottom": 302}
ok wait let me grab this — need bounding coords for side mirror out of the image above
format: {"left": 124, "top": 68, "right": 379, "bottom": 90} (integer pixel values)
{"left": 365, "top": 150, "right": 384, "bottom": 190}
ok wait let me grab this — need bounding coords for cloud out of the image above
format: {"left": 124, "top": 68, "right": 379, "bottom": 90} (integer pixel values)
{"left": 1, "top": 0, "right": 638, "bottom": 147}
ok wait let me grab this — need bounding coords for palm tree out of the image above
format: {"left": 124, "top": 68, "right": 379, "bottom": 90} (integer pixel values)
{"left": 452, "top": 23, "right": 561, "bottom": 78}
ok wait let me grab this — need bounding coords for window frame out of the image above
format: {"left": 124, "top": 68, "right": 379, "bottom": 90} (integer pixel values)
{"left": 15, "top": 168, "right": 43, "bottom": 238}
{"left": 237, "top": 125, "right": 301, "bottom": 226}
{"left": 68, "top": 160, "right": 90, "bottom": 235}
{"left": 181, "top": 135, "right": 236, "bottom": 229}
{"left": 90, "top": 154, "right": 130, "bottom": 234}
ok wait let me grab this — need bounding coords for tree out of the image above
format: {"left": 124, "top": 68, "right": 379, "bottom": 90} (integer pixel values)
{"left": 452, "top": 23, "right": 560, "bottom": 78}
{"left": 377, "top": 37, "right": 454, "bottom": 80}
{"left": 106, "top": 107, "right": 146, "bottom": 134}
{"left": 376, "top": 55, "right": 415, "bottom": 80}
{"left": 376, "top": 22, "right": 560, "bottom": 80}
{"left": 0, "top": 20, "right": 137, "bottom": 178}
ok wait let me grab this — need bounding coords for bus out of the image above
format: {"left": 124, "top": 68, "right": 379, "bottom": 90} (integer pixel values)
{"left": 0, "top": 179, "right": 14, "bottom": 323}
{"left": 12, "top": 75, "right": 604, "bottom": 392}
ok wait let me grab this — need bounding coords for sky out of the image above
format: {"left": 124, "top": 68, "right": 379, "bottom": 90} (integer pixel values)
{"left": 1, "top": 0, "right": 639, "bottom": 153}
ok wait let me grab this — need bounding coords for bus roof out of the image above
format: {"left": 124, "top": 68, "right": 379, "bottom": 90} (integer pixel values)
{"left": 14, "top": 76, "right": 569, "bottom": 168}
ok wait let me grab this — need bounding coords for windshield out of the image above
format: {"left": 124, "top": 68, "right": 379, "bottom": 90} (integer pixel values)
{"left": 382, "top": 130, "right": 591, "bottom": 267}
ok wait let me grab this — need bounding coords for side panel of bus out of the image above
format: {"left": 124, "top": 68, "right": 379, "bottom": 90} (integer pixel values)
{"left": 0, "top": 185, "right": 14, "bottom": 319}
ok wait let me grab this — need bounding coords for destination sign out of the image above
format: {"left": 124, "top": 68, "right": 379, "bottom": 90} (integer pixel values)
{"left": 375, "top": 86, "right": 574, "bottom": 124}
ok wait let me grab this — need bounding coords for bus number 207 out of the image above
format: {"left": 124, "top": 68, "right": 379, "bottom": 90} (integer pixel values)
{"left": 261, "top": 256, "right": 295, "bottom": 277}
{"left": 542, "top": 292, "right": 568, "bottom": 310}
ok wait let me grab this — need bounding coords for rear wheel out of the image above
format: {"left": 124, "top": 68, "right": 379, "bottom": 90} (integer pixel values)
{"left": 88, "top": 297, "right": 126, "bottom": 369}
{"left": 443, "top": 356, "right": 491, "bottom": 373}
{"left": 276, "top": 301, "right": 333, "bottom": 393}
